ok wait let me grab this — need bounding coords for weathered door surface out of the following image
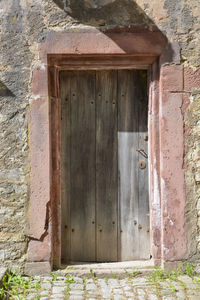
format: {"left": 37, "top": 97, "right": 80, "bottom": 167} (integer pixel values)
{"left": 60, "top": 70, "right": 149, "bottom": 263}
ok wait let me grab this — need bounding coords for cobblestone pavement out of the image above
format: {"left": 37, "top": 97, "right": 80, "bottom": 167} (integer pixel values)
{"left": 23, "top": 274, "right": 200, "bottom": 300}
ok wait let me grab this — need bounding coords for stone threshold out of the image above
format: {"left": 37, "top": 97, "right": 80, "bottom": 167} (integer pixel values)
{"left": 56, "top": 260, "right": 155, "bottom": 278}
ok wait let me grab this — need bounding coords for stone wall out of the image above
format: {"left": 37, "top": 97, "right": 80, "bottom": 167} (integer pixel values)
{"left": 0, "top": 0, "right": 199, "bottom": 271}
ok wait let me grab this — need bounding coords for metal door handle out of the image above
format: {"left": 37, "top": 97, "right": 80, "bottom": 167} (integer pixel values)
{"left": 136, "top": 149, "right": 148, "bottom": 158}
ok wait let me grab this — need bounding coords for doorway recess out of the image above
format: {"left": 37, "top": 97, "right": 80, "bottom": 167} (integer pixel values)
{"left": 27, "top": 28, "right": 186, "bottom": 274}
{"left": 60, "top": 69, "right": 149, "bottom": 263}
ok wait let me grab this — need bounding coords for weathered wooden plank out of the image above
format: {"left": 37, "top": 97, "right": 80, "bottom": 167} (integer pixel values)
{"left": 137, "top": 70, "right": 150, "bottom": 259}
{"left": 118, "top": 70, "right": 140, "bottom": 261}
{"left": 96, "top": 70, "right": 118, "bottom": 262}
{"left": 118, "top": 69, "right": 150, "bottom": 260}
{"left": 50, "top": 95, "right": 61, "bottom": 268}
{"left": 70, "top": 71, "right": 96, "bottom": 261}
{"left": 60, "top": 71, "right": 71, "bottom": 263}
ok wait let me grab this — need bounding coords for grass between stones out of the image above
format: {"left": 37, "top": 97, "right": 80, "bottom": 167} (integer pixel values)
{"left": 64, "top": 274, "right": 75, "bottom": 297}
{"left": 0, "top": 271, "right": 41, "bottom": 299}
{"left": 0, "top": 263, "right": 200, "bottom": 299}
{"left": 147, "top": 262, "right": 200, "bottom": 296}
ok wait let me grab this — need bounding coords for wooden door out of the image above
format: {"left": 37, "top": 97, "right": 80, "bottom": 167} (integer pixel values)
{"left": 60, "top": 69, "right": 149, "bottom": 263}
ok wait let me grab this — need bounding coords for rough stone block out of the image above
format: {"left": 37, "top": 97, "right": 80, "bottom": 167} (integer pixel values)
{"left": 161, "top": 260, "right": 184, "bottom": 271}
{"left": 184, "top": 67, "right": 200, "bottom": 91}
{"left": 27, "top": 235, "right": 51, "bottom": 262}
{"left": 32, "top": 65, "right": 48, "bottom": 97}
{"left": 0, "top": 267, "right": 7, "bottom": 281}
{"left": 39, "top": 30, "right": 166, "bottom": 63}
{"left": 160, "top": 65, "right": 183, "bottom": 92}
{"left": 159, "top": 41, "right": 181, "bottom": 65}
{"left": 40, "top": 282, "right": 52, "bottom": 290}
{"left": 24, "top": 262, "right": 51, "bottom": 276}
{"left": 160, "top": 92, "right": 187, "bottom": 261}
{"left": 29, "top": 97, "right": 50, "bottom": 240}
{"left": 52, "top": 286, "right": 65, "bottom": 293}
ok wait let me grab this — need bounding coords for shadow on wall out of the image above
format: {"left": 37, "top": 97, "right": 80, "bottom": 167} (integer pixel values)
{"left": 51, "top": 0, "right": 176, "bottom": 63}
{"left": 52, "top": 0, "right": 155, "bottom": 26}
{"left": 0, "top": 81, "right": 15, "bottom": 97}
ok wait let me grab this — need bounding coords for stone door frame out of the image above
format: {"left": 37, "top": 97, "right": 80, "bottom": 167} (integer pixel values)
{"left": 26, "top": 27, "right": 187, "bottom": 274}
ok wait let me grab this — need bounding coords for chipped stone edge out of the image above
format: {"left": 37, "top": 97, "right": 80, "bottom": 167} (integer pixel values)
{"left": 0, "top": 267, "right": 7, "bottom": 283}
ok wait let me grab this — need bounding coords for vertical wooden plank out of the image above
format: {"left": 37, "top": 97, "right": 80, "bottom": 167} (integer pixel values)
{"left": 70, "top": 70, "right": 96, "bottom": 261}
{"left": 51, "top": 95, "right": 61, "bottom": 268}
{"left": 118, "top": 70, "right": 150, "bottom": 260}
{"left": 60, "top": 71, "right": 71, "bottom": 263}
{"left": 118, "top": 70, "right": 140, "bottom": 260}
{"left": 137, "top": 70, "right": 150, "bottom": 259}
{"left": 96, "top": 70, "right": 118, "bottom": 261}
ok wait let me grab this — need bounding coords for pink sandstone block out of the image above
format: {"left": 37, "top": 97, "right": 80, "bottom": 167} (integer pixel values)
{"left": 28, "top": 98, "right": 50, "bottom": 240}
{"left": 148, "top": 64, "right": 162, "bottom": 261}
{"left": 160, "top": 91, "right": 187, "bottom": 261}
{"left": 32, "top": 66, "right": 48, "bottom": 97}
{"left": 25, "top": 262, "right": 51, "bottom": 276}
{"left": 39, "top": 30, "right": 165, "bottom": 63}
{"left": 27, "top": 234, "right": 51, "bottom": 262}
{"left": 160, "top": 65, "right": 183, "bottom": 92}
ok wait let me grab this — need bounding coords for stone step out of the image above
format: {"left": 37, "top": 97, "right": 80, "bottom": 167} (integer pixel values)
{"left": 56, "top": 260, "right": 155, "bottom": 278}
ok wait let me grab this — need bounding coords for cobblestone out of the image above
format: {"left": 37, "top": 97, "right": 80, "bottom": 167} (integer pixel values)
{"left": 86, "top": 283, "right": 97, "bottom": 290}
{"left": 41, "top": 282, "right": 52, "bottom": 289}
{"left": 17, "top": 273, "right": 200, "bottom": 299}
